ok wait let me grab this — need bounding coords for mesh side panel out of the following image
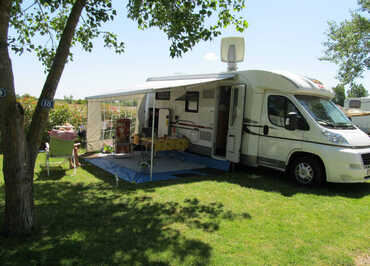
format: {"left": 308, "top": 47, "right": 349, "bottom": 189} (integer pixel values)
{"left": 203, "top": 89, "right": 215, "bottom": 99}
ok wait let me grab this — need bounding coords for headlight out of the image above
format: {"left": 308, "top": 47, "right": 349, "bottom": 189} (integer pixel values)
{"left": 321, "top": 130, "right": 349, "bottom": 145}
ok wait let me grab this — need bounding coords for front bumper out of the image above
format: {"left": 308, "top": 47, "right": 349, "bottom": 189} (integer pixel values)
{"left": 321, "top": 146, "right": 370, "bottom": 183}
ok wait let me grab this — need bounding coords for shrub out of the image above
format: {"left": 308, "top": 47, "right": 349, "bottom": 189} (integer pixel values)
{"left": 17, "top": 97, "right": 87, "bottom": 147}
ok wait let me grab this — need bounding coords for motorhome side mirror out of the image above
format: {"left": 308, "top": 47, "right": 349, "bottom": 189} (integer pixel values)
{"left": 285, "top": 112, "right": 299, "bottom": 131}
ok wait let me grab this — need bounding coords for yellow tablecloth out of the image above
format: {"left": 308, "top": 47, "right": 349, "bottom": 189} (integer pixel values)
{"left": 140, "top": 137, "right": 189, "bottom": 152}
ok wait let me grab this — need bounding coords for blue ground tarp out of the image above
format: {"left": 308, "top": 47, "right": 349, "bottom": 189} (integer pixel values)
{"left": 84, "top": 151, "right": 230, "bottom": 183}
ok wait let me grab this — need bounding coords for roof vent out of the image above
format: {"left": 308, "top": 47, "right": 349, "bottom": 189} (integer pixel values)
{"left": 221, "top": 37, "right": 245, "bottom": 72}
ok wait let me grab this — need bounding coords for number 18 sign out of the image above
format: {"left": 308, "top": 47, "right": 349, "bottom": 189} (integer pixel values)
{"left": 41, "top": 99, "right": 54, "bottom": 108}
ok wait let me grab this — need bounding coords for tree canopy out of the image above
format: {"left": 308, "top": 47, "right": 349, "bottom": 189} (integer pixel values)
{"left": 347, "top": 83, "right": 368, "bottom": 97}
{"left": 321, "top": 0, "right": 369, "bottom": 89}
{"left": 9, "top": 0, "right": 248, "bottom": 68}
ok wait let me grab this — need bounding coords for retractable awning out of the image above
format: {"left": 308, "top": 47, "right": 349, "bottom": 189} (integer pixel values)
{"left": 86, "top": 72, "right": 236, "bottom": 181}
{"left": 86, "top": 73, "right": 236, "bottom": 100}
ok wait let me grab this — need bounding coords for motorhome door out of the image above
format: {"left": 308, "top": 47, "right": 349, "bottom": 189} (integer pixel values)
{"left": 226, "top": 84, "right": 246, "bottom": 162}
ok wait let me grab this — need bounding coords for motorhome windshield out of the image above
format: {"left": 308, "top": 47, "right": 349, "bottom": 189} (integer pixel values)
{"left": 295, "top": 95, "right": 354, "bottom": 129}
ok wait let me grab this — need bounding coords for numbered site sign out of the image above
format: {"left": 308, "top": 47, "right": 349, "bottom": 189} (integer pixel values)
{"left": 41, "top": 99, "right": 54, "bottom": 108}
{"left": 0, "top": 88, "right": 6, "bottom": 97}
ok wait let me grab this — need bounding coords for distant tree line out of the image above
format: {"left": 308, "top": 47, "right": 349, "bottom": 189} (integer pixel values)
{"left": 332, "top": 83, "right": 368, "bottom": 106}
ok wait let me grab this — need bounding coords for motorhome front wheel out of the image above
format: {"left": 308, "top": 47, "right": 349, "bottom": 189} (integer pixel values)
{"left": 291, "top": 156, "right": 324, "bottom": 186}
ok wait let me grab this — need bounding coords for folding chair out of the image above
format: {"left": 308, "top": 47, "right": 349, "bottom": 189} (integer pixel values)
{"left": 45, "top": 136, "right": 76, "bottom": 176}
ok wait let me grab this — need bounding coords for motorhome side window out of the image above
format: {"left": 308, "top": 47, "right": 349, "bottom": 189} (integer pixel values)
{"left": 268, "top": 95, "right": 307, "bottom": 130}
{"left": 185, "top": 91, "right": 199, "bottom": 113}
{"left": 156, "top": 91, "right": 170, "bottom": 100}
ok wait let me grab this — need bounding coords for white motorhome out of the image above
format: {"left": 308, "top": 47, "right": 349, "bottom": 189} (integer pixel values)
{"left": 87, "top": 38, "right": 370, "bottom": 185}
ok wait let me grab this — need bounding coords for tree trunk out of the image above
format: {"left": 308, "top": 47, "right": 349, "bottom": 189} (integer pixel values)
{"left": 0, "top": 0, "right": 34, "bottom": 236}
{"left": 0, "top": 0, "right": 86, "bottom": 236}
{"left": 3, "top": 112, "right": 35, "bottom": 235}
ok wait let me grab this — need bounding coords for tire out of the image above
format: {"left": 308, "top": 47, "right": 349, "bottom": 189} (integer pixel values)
{"left": 290, "top": 156, "right": 325, "bottom": 186}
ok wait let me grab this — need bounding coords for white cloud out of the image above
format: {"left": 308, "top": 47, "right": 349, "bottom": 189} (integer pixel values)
{"left": 203, "top": 52, "right": 218, "bottom": 62}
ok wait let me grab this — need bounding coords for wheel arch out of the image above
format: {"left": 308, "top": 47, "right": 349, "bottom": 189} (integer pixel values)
{"left": 287, "top": 151, "right": 327, "bottom": 180}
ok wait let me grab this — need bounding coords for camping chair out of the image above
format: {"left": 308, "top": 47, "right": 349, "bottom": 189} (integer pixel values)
{"left": 45, "top": 136, "right": 76, "bottom": 176}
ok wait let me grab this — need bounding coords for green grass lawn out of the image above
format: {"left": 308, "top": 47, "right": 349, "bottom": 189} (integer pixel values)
{"left": 0, "top": 153, "right": 369, "bottom": 265}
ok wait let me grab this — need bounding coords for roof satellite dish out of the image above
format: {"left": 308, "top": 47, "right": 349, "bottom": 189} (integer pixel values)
{"left": 220, "top": 37, "right": 245, "bottom": 72}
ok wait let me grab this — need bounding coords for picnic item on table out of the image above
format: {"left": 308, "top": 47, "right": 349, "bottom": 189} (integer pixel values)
{"left": 48, "top": 123, "right": 78, "bottom": 141}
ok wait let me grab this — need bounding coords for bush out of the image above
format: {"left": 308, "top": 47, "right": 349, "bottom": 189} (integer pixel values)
{"left": 18, "top": 96, "right": 87, "bottom": 147}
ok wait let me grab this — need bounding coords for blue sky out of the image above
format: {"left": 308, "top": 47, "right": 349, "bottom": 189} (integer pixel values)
{"left": 11, "top": 0, "right": 369, "bottom": 99}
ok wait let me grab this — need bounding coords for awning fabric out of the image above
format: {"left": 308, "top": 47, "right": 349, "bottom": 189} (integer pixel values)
{"left": 86, "top": 73, "right": 235, "bottom": 100}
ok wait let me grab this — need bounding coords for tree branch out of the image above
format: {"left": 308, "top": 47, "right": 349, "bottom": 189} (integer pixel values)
{"left": 27, "top": 0, "right": 86, "bottom": 157}
{"left": 36, "top": 0, "right": 55, "bottom": 50}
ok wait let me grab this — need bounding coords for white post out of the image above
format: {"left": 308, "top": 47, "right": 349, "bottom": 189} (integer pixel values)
{"left": 150, "top": 92, "right": 156, "bottom": 181}
{"left": 103, "top": 102, "right": 105, "bottom": 140}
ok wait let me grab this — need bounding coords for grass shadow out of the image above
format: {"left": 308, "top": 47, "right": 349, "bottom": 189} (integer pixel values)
{"left": 81, "top": 158, "right": 370, "bottom": 199}
{"left": 0, "top": 181, "right": 250, "bottom": 265}
{"left": 36, "top": 166, "right": 67, "bottom": 181}
{"left": 229, "top": 165, "right": 370, "bottom": 199}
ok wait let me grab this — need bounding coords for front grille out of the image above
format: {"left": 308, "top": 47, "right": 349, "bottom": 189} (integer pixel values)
{"left": 361, "top": 153, "right": 370, "bottom": 165}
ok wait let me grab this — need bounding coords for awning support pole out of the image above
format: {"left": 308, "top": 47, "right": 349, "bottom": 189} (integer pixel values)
{"left": 150, "top": 93, "right": 156, "bottom": 181}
